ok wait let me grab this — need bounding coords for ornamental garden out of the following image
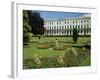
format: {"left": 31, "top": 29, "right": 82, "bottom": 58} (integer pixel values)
{"left": 23, "top": 10, "right": 91, "bottom": 69}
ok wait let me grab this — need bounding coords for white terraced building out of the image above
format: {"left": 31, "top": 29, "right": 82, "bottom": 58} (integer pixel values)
{"left": 44, "top": 14, "right": 91, "bottom": 36}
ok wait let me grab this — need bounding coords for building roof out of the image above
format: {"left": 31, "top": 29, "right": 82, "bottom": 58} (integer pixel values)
{"left": 44, "top": 14, "right": 91, "bottom": 21}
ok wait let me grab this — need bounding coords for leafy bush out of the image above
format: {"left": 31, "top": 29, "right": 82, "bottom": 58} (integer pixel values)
{"left": 63, "top": 45, "right": 72, "bottom": 49}
{"left": 37, "top": 42, "right": 55, "bottom": 49}
{"left": 23, "top": 48, "right": 90, "bottom": 69}
{"left": 37, "top": 44, "right": 51, "bottom": 49}
{"left": 53, "top": 46, "right": 65, "bottom": 50}
{"left": 23, "top": 10, "right": 31, "bottom": 45}
{"left": 64, "top": 48, "right": 78, "bottom": 67}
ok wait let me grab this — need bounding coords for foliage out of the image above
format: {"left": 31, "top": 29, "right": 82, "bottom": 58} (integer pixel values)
{"left": 84, "top": 27, "right": 87, "bottom": 35}
{"left": 23, "top": 37, "right": 91, "bottom": 68}
{"left": 27, "top": 11, "right": 45, "bottom": 35}
{"left": 63, "top": 45, "right": 72, "bottom": 49}
{"left": 37, "top": 44, "right": 51, "bottom": 49}
{"left": 23, "top": 47, "right": 90, "bottom": 69}
{"left": 53, "top": 46, "right": 65, "bottom": 50}
{"left": 23, "top": 10, "right": 31, "bottom": 44}
{"left": 73, "top": 28, "right": 78, "bottom": 43}
{"left": 64, "top": 48, "right": 78, "bottom": 67}
{"left": 37, "top": 42, "right": 55, "bottom": 49}
{"left": 79, "top": 55, "right": 91, "bottom": 66}
{"left": 83, "top": 40, "right": 91, "bottom": 49}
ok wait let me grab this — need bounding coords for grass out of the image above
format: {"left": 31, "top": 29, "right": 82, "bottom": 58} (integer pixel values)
{"left": 23, "top": 37, "right": 90, "bottom": 59}
{"left": 23, "top": 36, "right": 91, "bottom": 68}
{"left": 30, "top": 36, "right": 90, "bottom": 44}
{"left": 23, "top": 43, "right": 66, "bottom": 59}
{"left": 79, "top": 55, "right": 91, "bottom": 66}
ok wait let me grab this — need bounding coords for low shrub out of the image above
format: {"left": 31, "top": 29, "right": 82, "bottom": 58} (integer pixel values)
{"left": 23, "top": 47, "right": 91, "bottom": 69}
{"left": 83, "top": 44, "right": 91, "bottom": 49}
{"left": 63, "top": 45, "right": 72, "bottom": 49}
{"left": 23, "top": 43, "right": 30, "bottom": 48}
{"left": 53, "top": 46, "right": 65, "bottom": 50}
{"left": 37, "top": 44, "right": 51, "bottom": 49}
{"left": 72, "top": 44, "right": 84, "bottom": 48}
{"left": 37, "top": 42, "right": 55, "bottom": 49}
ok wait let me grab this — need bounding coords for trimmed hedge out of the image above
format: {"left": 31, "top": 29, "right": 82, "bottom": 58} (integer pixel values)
{"left": 53, "top": 46, "right": 65, "bottom": 50}
{"left": 37, "top": 44, "right": 51, "bottom": 49}
{"left": 32, "top": 35, "right": 90, "bottom": 37}
{"left": 23, "top": 47, "right": 90, "bottom": 69}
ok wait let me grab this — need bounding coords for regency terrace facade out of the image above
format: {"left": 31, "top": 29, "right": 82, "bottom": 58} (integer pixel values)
{"left": 44, "top": 14, "right": 91, "bottom": 36}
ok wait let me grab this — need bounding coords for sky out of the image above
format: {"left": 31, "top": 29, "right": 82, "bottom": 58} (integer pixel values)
{"left": 38, "top": 11, "right": 88, "bottom": 19}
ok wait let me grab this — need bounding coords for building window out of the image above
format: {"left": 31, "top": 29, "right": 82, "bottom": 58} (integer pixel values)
{"left": 87, "top": 20, "right": 89, "bottom": 23}
{"left": 57, "top": 26, "right": 58, "bottom": 30}
{"left": 76, "top": 25, "right": 77, "bottom": 29}
{"left": 50, "top": 27, "right": 51, "bottom": 30}
{"left": 73, "top": 25, "right": 74, "bottom": 29}
{"left": 65, "top": 21, "right": 66, "bottom": 24}
{"left": 70, "top": 25, "right": 71, "bottom": 29}
{"left": 65, "top": 26, "right": 66, "bottom": 29}
{"left": 67, "top": 25, "right": 69, "bottom": 29}
{"left": 81, "top": 30, "right": 82, "bottom": 33}
{"left": 73, "top": 21, "right": 74, "bottom": 24}
{"left": 62, "top": 26, "right": 63, "bottom": 29}
{"left": 54, "top": 26, "right": 56, "bottom": 30}
{"left": 84, "top": 20, "right": 86, "bottom": 23}
{"left": 87, "top": 24, "right": 89, "bottom": 27}
{"left": 77, "top": 25, "right": 79, "bottom": 29}
{"left": 50, "top": 22, "right": 51, "bottom": 25}
{"left": 81, "top": 25, "right": 83, "bottom": 29}
{"left": 57, "top": 22, "right": 58, "bottom": 25}
{"left": 51, "top": 26, "right": 52, "bottom": 30}
{"left": 67, "top": 21, "right": 69, "bottom": 24}
{"left": 76, "top": 20, "right": 77, "bottom": 23}
{"left": 87, "top": 29, "right": 89, "bottom": 33}
{"left": 81, "top": 20, "right": 83, "bottom": 23}
{"left": 52, "top": 26, "right": 53, "bottom": 30}
{"left": 78, "top": 30, "right": 79, "bottom": 33}
{"left": 84, "top": 25, "right": 86, "bottom": 28}
{"left": 60, "top": 26, "right": 61, "bottom": 29}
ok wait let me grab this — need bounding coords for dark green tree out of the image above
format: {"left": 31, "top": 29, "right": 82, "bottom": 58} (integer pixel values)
{"left": 84, "top": 27, "right": 87, "bottom": 35}
{"left": 73, "top": 28, "right": 78, "bottom": 43}
{"left": 27, "top": 11, "right": 45, "bottom": 39}
{"left": 23, "top": 10, "right": 31, "bottom": 45}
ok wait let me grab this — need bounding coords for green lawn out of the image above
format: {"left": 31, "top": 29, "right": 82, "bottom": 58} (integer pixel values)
{"left": 23, "top": 43, "right": 66, "bottom": 59}
{"left": 30, "top": 36, "right": 90, "bottom": 44}
{"left": 79, "top": 55, "right": 91, "bottom": 66}
{"left": 23, "top": 36, "right": 91, "bottom": 68}
{"left": 23, "top": 37, "right": 90, "bottom": 59}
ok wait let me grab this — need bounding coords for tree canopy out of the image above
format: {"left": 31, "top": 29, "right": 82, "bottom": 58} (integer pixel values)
{"left": 27, "top": 11, "right": 45, "bottom": 35}
{"left": 73, "top": 28, "right": 78, "bottom": 43}
{"left": 23, "top": 10, "right": 31, "bottom": 44}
